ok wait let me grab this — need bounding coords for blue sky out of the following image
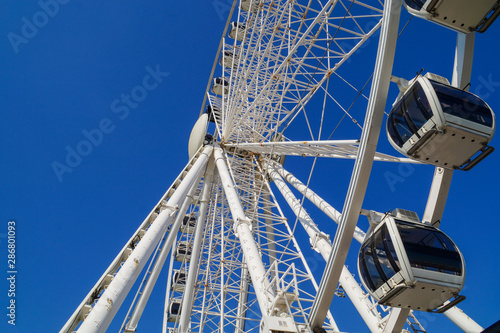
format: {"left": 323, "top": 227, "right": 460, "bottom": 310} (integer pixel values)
{"left": 1, "top": 1, "right": 499, "bottom": 332}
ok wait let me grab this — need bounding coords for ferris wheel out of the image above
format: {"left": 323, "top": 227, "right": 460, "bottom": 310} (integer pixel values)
{"left": 61, "top": 0, "right": 500, "bottom": 332}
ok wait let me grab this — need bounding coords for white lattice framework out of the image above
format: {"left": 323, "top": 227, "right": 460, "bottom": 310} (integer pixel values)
{"left": 164, "top": 153, "right": 338, "bottom": 333}
{"left": 61, "top": 0, "right": 491, "bottom": 332}
{"left": 216, "top": 0, "right": 385, "bottom": 144}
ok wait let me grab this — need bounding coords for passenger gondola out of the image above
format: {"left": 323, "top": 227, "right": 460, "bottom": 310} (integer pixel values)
{"left": 240, "top": 0, "right": 259, "bottom": 13}
{"left": 181, "top": 215, "right": 197, "bottom": 234}
{"left": 172, "top": 269, "right": 187, "bottom": 292}
{"left": 219, "top": 50, "right": 239, "bottom": 68}
{"left": 167, "top": 300, "right": 182, "bottom": 322}
{"left": 404, "top": 0, "right": 500, "bottom": 33}
{"left": 205, "top": 104, "right": 219, "bottom": 123}
{"left": 386, "top": 73, "right": 495, "bottom": 170}
{"left": 175, "top": 241, "right": 192, "bottom": 262}
{"left": 211, "top": 77, "right": 229, "bottom": 96}
{"left": 229, "top": 22, "right": 247, "bottom": 41}
{"left": 358, "top": 209, "right": 465, "bottom": 312}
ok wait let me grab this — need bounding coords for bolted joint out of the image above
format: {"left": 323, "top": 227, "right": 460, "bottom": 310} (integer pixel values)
{"left": 159, "top": 200, "right": 178, "bottom": 214}
{"left": 233, "top": 216, "right": 252, "bottom": 235}
{"left": 367, "top": 210, "right": 386, "bottom": 227}
{"left": 310, "top": 231, "right": 330, "bottom": 253}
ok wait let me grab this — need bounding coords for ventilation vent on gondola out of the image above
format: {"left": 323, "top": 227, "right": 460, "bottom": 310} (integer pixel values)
{"left": 424, "top": 72, "right": 450, "bottom": 85}
{"left": 392, "top": 209, "right": 420, "bottom": 223}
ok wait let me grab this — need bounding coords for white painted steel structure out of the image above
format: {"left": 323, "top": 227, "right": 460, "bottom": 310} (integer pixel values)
{"left": 62, "top": 1, "right": 497, "bottom": 332}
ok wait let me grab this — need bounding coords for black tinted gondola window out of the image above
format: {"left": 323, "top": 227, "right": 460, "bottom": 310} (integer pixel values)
{"left": 396, "top": 220, "right": 462, "bottom": 275}
{"left": 374, "top": 228, "right": 399, "bottom": 281}
{"left": 393, "top": 102, "right": 414, "bottom": 145}
{"left": 404, "top": 0, "right": 426, "bottom": 10}
{"left": 388, "top": 98, "right": 405, "bottom": 147}
{"left": 360, "top": 244, "right": 382, "bottom": 291}
{"left": 360, "top": 225, "right": 400, "bottom": 292}
{"left": 388, "top": 82, "right": 433, "bottom": 147}
{"left": 174, "top": 271, "right": 186, "bottom": 284}
{"left": 405, "top": 83, "right": 432, "bottom": 129}
{"left": 170, "top": 302, "right": 181, "bottom": 315}
{"left": 430, "top": 80, "right": 494, "bottom": 128}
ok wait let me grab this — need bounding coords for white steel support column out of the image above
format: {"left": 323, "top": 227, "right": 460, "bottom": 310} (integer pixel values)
{"left": 125, "top": 163, "right": 206, "bottom": 332}
{"left": 452, "top": 32, "right": 475, "bottom": 90}
{"left": 263, "top": 193, "right": 277, "bottom": 273}
{"left": 267, "top": 164, "right": 332, "bottom": 256}
{"left": 267, "top": 164, "right": 382, "bottom": 333}
{"left": 382, "top": 308, "right": 410, "bottom": 333}
{"left": 214, "top": 147, "right": 275, "bottom": 316}
{"left": 422, "top": 32, "right": 474, "bottom": 227}
{"left": 444, "top": 306, "right": 483, "bottom": 332}
{"left": 220, "top": 207, "right": 225, "bottom": 332}
{"left": 197, "top": 189, "right": 219, "bottom": 333}
{"left": 419, "top": 32, "right": 483, "bottom": 332}
{"left": 422, "top": 167, "right": 454, "bottom": 227}
{"left": 309, "top": 0, "right": 402, "bottom": 329}
{"left": 235, "top": 258, "right": 250, "bottom": 333}
{"left": 272, "top": 163, "right": 366, "bottom": 243}
{"left": 178, "top": 159, "right": 215, "bottom": 332}
{"left": 77, "top": 146, "right": 213, "bottom": 333}
{"left": 162, "top": 238, "right": 176, "bottom": 333}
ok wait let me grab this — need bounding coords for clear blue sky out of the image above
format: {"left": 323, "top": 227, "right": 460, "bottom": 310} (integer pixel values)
{"left": 1, "top": 1, "right": 499, "bottom": 332}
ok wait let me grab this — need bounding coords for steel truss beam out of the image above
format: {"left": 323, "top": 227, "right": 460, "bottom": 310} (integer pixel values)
{"left": 214, "top": 147, "right": 276, "bottom": 316}
{"left": 62, "top": 146, "right": 213, "bottom": 333}
{"left": 177, "top": 159, "right": 216, "bottom": 332}
{"left": 218, "top": 0, "right": 385, "bottom": 144}
{"left": 224, "top": 140, "right": 421, "bottom": 163}
{"left": 267, "top": 162, "right": 382, "bottom": 332}
{"left": 123, "top": 162, "right": 206, "bottom": 332}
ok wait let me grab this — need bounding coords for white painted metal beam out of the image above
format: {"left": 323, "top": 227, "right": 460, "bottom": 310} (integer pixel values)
{"left": 423, "top": 31, "right": 484, "bottom": 333}
{"left": 235, "top": 257, "right": 250, "bottom": 333}
{"left": 444, "top": 306, "right": 484, "bottom": 332}
{"left": 224, "top": 140, "right": 421, "bottom": 163}
{"left": 267, "top": 163, "right": 382, "bottom": 332}
{"left": 309, "top": 0, "right": 402, "bottom": 329}
{"left": 61, "top": 148, "right": 211, "bottom": 333}
{"left": 76, "top": 146, "right": 213, "bottom": 333}
{"left": 178, "top": 159, "right": 215, "bottom": 332}
{"left": 382, "top": 308, "right": 410, "bottom": 333}
{"left": 422, "top": 32, "right": 475, "bottom": 227}
{"left": 271, "top": 162, "right": 366, "bottom": 243}
{"left": 162, "top": 237, "right": 177, "bottom": 333}
{"left": 124, "top": 163, "right": 205, "bottom": 332}
{"left": 422, "top": 167, "right": 454, "bottom": 227}
{"left": 214, "top": 147, "right": 276, "bottom": 316}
